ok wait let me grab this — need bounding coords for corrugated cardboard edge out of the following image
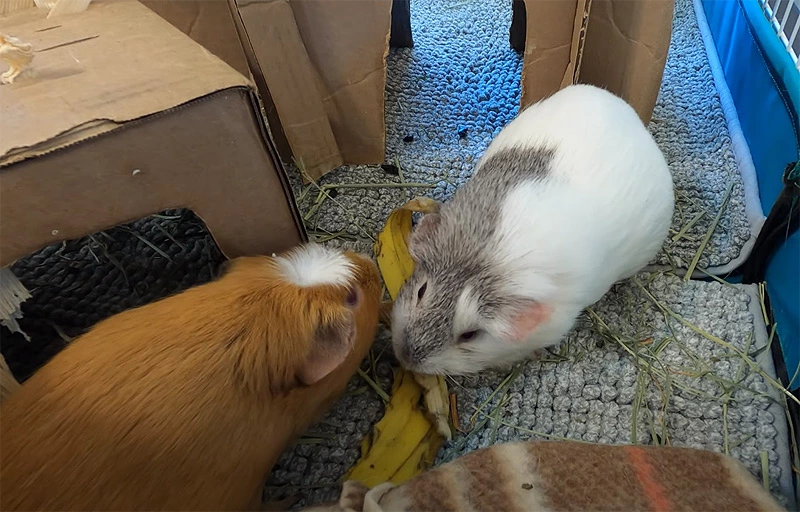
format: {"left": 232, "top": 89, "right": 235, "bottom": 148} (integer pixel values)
{"left": 568, "top": 0, "right": 593, "bottom": 85}
{"left": 560, "top": 0, "right": 591, "bottom": 88}
{"left": 519, "top": 0, "right": 588, "bottom": 110}
{"left": 1, "top": 120, "right": 120, "bottom": 167}
{"left": 0, "top": 0, "right": 34, "bottom": 16}
{"left": 226, "top": 0, "right": 295, "bottom": 172}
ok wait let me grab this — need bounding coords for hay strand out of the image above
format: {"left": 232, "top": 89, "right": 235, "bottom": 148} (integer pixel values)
{"left": 357, "top": 368, "right": 390, "bottom": 404}
{"left": 684, "top": 181, "right": 735, "bottom": 281}
{"left": 633, "top": 278, "right": 800, "bottom": 406}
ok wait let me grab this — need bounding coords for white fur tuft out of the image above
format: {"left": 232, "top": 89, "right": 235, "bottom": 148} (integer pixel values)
{"left": 274, "top": 244, "right": 355, "bottom": 288}
{"left": 453, "top": 286, "right": 481, "bottom": 337}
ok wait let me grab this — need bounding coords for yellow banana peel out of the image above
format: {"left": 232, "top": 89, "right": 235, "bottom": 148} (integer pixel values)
{"left": 373, "top": 196, "right": 439, "bottom": 300}
{"left": 344, "top": 197, "right": 452, "bottom": 488}
{"left": 373, "top": 196, "right": 452, "bottom": 439}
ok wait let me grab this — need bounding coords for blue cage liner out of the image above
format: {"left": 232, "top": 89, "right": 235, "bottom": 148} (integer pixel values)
{"left": 697, "top": 0, "right": 800, "bottom": 391}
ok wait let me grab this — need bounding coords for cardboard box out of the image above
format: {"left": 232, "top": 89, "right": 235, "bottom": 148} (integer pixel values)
{"left": 0, "top": 0, "right": 306, "bottom": 268}
{"left": 142, "top": 0, "right": 673, "bottom": 181}
{"left": 142, "top": 0, "right": 296, "bottom": 165}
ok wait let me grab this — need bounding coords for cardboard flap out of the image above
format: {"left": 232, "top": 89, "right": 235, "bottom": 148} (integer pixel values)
{"left": 520, "top": 0, "right": 582, "bottom": 109}
{"left": 578, "top": 0, "right": 674, "bottom": 123}
{"left": 289, "top": 0, "right": 391, "bottom": 165}
{"left": 234, "top": 0, "right": 343, "bottom": 181}
{"left": 232, "top": 0, "right": 390, "bottom": 179}
{"left": 0, "top": 0, "right": 251, "bottom": 164}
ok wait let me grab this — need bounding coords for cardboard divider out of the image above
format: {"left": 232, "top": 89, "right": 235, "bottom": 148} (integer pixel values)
{"left": 288, "top": 0, "right": 392, "bottom": 166}
{"left": 520, "top": 0, "right": 582, "bottom": 109}
{"left": 578, "top": 0, "right": 675, "bottom": 124}
{"left": 234, "top": 0, "right": 344, "bottom": 181}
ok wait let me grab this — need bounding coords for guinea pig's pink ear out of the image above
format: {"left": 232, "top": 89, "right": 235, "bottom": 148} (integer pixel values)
{"left": 502, "top": 299, "right": 552, "bottom": 343}
{"left": 297, "top": 309, "right": 357, "bottom": 387}
{"left": 407, "top": 212, "right": 441, "bottom": 255}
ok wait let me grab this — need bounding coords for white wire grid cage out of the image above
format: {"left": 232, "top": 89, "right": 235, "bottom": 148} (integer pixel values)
{"left": 760, "top": 0, "right": 800, "bottom": 70}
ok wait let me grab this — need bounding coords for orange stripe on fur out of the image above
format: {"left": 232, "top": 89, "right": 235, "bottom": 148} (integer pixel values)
{"left": 625, "top": 446, "right": 672, "bottom": 512}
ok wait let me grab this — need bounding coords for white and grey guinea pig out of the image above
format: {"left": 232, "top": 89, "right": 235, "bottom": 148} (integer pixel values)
{"left": 391, "top": 84, "right": 675, "bottom": 376}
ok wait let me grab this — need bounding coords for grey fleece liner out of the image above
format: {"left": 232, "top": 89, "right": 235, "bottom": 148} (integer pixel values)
{"left": 286, "top": 0, "right": 760, "bottom": 276}
{"left": 264, "top": 272, "right": 795, "bottom": 510}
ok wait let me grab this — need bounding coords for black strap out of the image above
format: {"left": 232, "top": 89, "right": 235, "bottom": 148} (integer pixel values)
{"left": 741, "top": 161, "right": 800, "bottom": 284}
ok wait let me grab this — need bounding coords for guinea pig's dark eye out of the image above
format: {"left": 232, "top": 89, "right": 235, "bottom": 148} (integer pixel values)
{"left": 417, "top": 282, "right": 427, "bottom": 301}
{"left": 458, "top": 330, "right": 480, "bottom": 343}
{"left": 345, "top": 286, "right": 360, "bottom": 308}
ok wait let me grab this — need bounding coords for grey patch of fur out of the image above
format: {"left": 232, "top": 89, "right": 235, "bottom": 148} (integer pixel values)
{"left": 395, "top": 147, "right": 553, "bottom": 365}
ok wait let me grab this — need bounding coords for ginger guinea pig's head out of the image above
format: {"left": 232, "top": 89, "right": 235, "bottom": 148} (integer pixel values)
{"left": 221, "top": 244, "right": 381, "bottom": 394}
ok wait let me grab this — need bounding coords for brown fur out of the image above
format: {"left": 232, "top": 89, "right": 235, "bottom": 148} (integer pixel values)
{"left": 0, "top": 249, "right": 382, "bottom": 511}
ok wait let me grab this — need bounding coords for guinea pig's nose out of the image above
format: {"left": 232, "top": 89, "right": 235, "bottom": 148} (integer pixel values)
{"left": 396, "top": 330, "right": 425, "bottom": 368}
{"left": 393, "top": 330, "right": 413, "bottom": 365}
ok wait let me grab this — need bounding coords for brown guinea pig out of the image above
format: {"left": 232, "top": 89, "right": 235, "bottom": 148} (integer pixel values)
{"left": 0, "top": 243, "right": 382, "bottom": 511}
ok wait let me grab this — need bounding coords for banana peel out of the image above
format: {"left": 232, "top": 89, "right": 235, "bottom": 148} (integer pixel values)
{"left": 344, "top": 197, "right": 452, "bottom": 488}
{"left": 413, "top": 373, "right": 451, "bottom": 443}
{"left": 373, "top": 196, "right": 451, "bottom": 440}
{"left": 374, "top": 196, "right": 439, "bottom": 300}
{"left": 344, "top": 368, "right": 439, "bottom": 487}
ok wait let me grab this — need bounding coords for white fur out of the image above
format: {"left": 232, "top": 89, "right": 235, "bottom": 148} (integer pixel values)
{"left": 452, "top": 286, "right": 481, "bottom": 337}
{"left": 484, "top": 84, "right": 674, "bottom": 356}
{"left": 274, "top": 243, "right": 355, "bottom": 288}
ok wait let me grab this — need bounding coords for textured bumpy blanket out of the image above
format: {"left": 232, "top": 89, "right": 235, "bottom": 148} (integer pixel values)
{"left": 302, "top": 441, "right": 785, "bottom": 512}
